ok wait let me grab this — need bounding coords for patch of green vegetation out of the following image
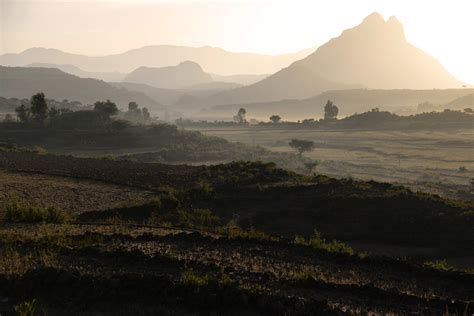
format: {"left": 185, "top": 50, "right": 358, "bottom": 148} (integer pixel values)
{"left": 292, "top": 266, "right": 323, "bottom": 281}
{"left": 217, "top": 271, "right": 235, "bottom": 287}
{"left": 425, "top": 259, "right": 453, "bottom": 272}
{"left": 295, "top": 230, "right": 354, "bottom": 255}
{"left": 200, "top": 161, "right": 297, "bottom": 186}
{"left": 14, "top": 299, "right": 36, "bottom": 316}
{"left": 5, "top": 199, "right": 71, "bottom": 224}
{"left": 180, "top": 268, "right": 209, "bottom": 287}
{"left": 218, "top": 220, "right": 279, "bottom": 242}
{"left": 147, "top": 188, "right": 220, "bottom": 228}
{"left": 0, "top": 248, "right": 33, "bottom": 275}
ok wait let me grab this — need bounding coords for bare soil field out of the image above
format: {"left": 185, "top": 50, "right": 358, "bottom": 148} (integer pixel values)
{"left": 0, "top": 223, "right": 472, "bottom": 315}
{"left": 0, "top": 170, "right": 154, "bottom": 217}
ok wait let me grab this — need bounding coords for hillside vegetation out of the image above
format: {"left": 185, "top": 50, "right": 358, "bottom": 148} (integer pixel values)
{"left": 0, "top": 151, "right": 473, "bottom": 314}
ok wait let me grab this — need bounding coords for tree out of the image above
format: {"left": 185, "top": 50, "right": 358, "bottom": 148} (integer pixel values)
{"left": 125, "top": 101, "right": 143, "bottom": 122}
{"left": 324, "top": 100, "right": 339, "bottom": 121}
{"left": 15, "top": 104, "right": 31, "bottom": 123}
{"left": 128, "top": 101, "right": 139, "bottom": 112}
{"left": 48, "top": 107, "right": 61, "bottom": 121}
{"left": 142, "top": 107, "right": 151, "bottom": 121}
{"left": 30, "top": 92, "right": 48, "bottom": 124}
{"left": 269, "top": 115, "right": 281, "bottom": 123}
{"left": 464, "top": 108, "right": 473, "bottom": 114}
{"left": 94, "top": 100, "right": 118, "bottom": 117}
{"left": 48, "top": 107, "right": 71, "bottom": 123}
{"left": 289, "top": 139, "right": 315, "bottom": 157}
{"left": 233, "top": 108, "right": 247, "bottom": 124}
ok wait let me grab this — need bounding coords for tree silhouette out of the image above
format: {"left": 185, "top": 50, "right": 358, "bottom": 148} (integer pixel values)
{"left": 128, "top": 101, "right": 139, "bottom": 112}
{"left": 289, "top": 139, "right": 315, "bottom": 157}
{"left": 324, "top": 100, "right": 339, "bottom": 121}
{"left": 94, "top": 100, "right": 118, "bottom": 117}
{"left": 15, "top": 103, "right": 31, "bottom": 123}
{"left": 30, "top": 92, "right": 48, "bottom": 124}
{"left": 142, "top": 107, "right": 151, "bottom": 121}
{"left": 269, "top": 115, "right": 281, "bottom": 123}
{"left": 234, "top": 108, "right": 247, "bottom": 124}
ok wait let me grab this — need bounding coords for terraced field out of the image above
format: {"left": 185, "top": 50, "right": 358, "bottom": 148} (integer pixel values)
{"left": 0, "top": 223, "right": 472, "bottom": 315}
{"left": 0, "top": 151, "right": 473, "bottom": 315}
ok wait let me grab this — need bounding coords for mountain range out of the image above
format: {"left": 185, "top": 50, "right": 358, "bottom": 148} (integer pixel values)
{"left": 26, "top": 62, "right": 267, "bottom": 87}
{"left": 0, "top": 45, "right": 314, "bottom": 75}
{"left": 0, "top": 12, "right": 468, "bottom": 118}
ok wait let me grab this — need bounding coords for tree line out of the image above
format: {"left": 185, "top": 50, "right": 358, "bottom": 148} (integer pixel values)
{"left": 9, "top": 92, "right": 151, "bottom": 128}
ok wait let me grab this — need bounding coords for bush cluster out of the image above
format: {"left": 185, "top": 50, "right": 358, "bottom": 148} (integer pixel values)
{"left": 295, "top": 230, "right": 354, "bottom": 255}
{"left": 5, "top": 199, "right": 71, "bottom": 224}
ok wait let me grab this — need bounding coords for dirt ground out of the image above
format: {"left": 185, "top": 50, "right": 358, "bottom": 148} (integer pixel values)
{"left": 0, "top": 170, "right": 155, "bottom": 216}
{"left": 0, "top": 223, "right": 473, "bottom": 315}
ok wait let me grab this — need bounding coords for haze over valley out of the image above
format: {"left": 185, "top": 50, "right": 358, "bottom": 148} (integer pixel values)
{"left": 0, "top": 1, "right": 473, "bottom": 314}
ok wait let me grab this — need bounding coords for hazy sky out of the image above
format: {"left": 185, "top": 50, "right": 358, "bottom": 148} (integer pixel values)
{"left": 1, "top": 0, "right": 473, "bottom": 84}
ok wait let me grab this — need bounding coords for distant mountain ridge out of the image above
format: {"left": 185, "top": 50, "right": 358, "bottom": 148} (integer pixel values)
{"left": 124, "top": 61, "right": 213, "bottom": 89}
{"left": 27, "top": 63, "right": 126, "bottom": 82}
{"left": 0, "top": 45, "right": 314, "bottom": 75}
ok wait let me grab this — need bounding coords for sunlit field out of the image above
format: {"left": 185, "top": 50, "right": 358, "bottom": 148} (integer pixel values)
{"left": 193, "top": 127, "right": 474, "bottom": 198}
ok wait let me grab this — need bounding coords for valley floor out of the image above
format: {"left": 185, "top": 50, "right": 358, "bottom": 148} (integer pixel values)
{"left": 192, "top": 127, "right": 474, "bottom": 200}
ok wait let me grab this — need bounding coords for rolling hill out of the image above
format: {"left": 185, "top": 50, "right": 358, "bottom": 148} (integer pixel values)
{"left": 124, "top": 61, "right": 213, "bottom": 89}
{"left": 110, "top": 81, "right": 242, "bottom": 108}
{"left": 206, "top": 88, "right": 474, "bottom": 120}
{"left": 0, "top": 66, "right": 162, "bottom": 110}
{"left": 446, "top": 93, "right": 474, "bottom": 110}
{"left": 27, "top": 62, "right": 260, "bottom": 87}
{"left": 194, "top": 65, "right": 360, "bottom": 108}
{"left": 27, "top": 63, "right": 126, "bottom": 82}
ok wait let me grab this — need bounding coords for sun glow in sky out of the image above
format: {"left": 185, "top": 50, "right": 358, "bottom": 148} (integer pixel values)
{"left": 1, "top": 0, "right": 473, "bottom": 84}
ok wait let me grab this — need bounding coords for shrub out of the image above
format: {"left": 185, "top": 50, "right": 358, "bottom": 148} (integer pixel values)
{"left": 14, "top": 299, "right": 36, "bottom": 316}
{"left": 0, "top": 248, "right": 32, "bottom": 275}
{"left": 292, "top": 266, "right": 323, "bottom": 281}
{"left": 180, "top": 268, "right": 208, "bottom": 287}
{"left": 217, "top": 272, "right": 235, "bottom": 287}
{"left": 425, "top": 259, "right": 453, "bottom": 271}
{"left": 219, "top": 221, "right": 278, "bottom": 241}
{"left": 295, "top": 230, "right": 354, "bottom": 255}
{"left": 5, "top": 199, "right": 71, "bottom": 224}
